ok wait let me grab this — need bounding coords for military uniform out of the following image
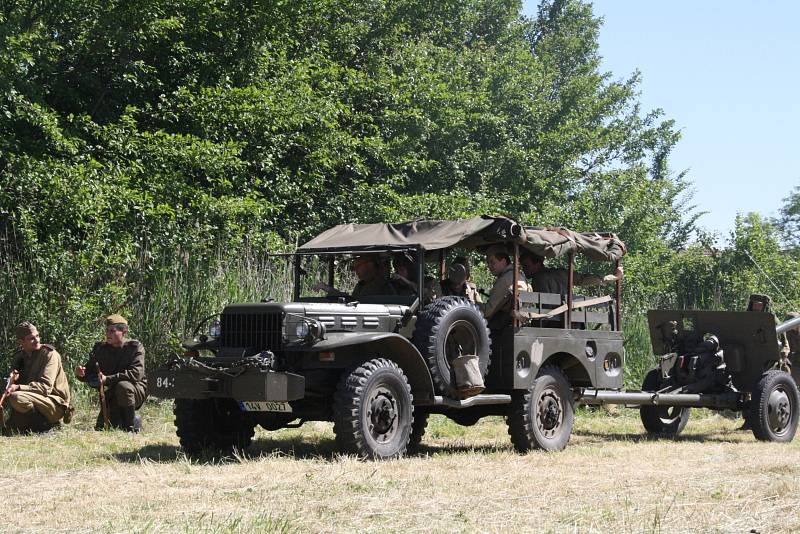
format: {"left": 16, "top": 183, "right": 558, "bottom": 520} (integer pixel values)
{"left": 485, "top": 264, "right": 531, "bottom": 330}
{"left": 79, "top": 338, "right": 148, "bottom": 430}
{"left": 390, "top": 275, "right": 417, "bottom": 297}
{"left": 531, "top": 268, "right": 604, "bottom": 295}
{"left": 351, "top": 277, "right": 396, "bottom": 299}
{"left": 6, "top": 344, "right": 71, "bottom": 432}
{"left": 440, "top": 279, "right": 481, "bottom": 303}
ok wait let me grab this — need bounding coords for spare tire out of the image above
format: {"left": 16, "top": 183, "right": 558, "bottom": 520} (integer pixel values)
{"left": 411, "top": 296, "right": 491, "bottom": 399}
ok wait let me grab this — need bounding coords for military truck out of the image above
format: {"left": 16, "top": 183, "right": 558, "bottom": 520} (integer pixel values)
{"left": 149, "top": 216, "right": 800, "bottom": 458}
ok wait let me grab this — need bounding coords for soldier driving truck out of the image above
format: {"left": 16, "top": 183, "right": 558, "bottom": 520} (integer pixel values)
{"left": 149, "top": 216, "right": 800, "bottom": 459}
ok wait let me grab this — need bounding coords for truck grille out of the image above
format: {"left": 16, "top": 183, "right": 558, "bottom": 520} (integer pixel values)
{"left": 220, "top": 311, "right": 283, "bottom": 352}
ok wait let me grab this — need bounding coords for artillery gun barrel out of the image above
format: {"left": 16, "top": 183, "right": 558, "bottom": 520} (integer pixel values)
{"left": 578, "top": 389, "right": 740, "bottom": 409}
{"left": 777, "top": 315, "right": 800, "bottom": 336}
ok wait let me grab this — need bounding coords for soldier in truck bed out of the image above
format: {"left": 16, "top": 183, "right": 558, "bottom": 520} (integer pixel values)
{"left": 440, "top": 256, "right": 481, "bottom": 303}
{"left": 520, "top": 250, "right": 622, "bottom": 295}
{"left": 75, "top": 314, "right": 147, "bottom": 432}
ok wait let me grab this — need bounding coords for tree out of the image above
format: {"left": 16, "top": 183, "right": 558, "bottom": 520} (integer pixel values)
{"left": 776, "top": 185, "right": 800, "bottom": 251}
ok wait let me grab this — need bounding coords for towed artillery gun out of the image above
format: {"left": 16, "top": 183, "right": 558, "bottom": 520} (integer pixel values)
{"left": 149, "top": 215, "right": 800, "bottom": 458}
{"left": 578, "top": 310, "right": 800, "bottom": 441}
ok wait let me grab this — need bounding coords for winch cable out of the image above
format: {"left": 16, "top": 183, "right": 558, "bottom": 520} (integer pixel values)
{"left": 744, "top": 249, "right": 791, "bottom": 306}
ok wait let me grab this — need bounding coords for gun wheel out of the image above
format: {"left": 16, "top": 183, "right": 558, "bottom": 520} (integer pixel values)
{"left": 639, "top": 369, "right": 690, "bottom": 436}
{"left": 749, "top": 370, "right": 800, "bottom": 442}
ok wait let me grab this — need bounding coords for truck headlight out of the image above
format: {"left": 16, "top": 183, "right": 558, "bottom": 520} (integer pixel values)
{"left": 295, "top": 321, "right": 310, "bottom": 339}
{"left": 208, "top": 320, "right": 221, "bottom": 338}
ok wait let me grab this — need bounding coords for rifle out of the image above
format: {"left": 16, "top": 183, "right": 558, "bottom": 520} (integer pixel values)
{"left": 96, "top": 363, "right": 110, "bottom": 430}
{"left": 0, "top": 370, "right": 20, "bottom": 429}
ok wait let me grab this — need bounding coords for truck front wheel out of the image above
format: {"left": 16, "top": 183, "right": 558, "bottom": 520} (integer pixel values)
{"left": 333, "top": 358, "right": 414, "bottom": 460}
{"left": 507, "top": 366, "right": 574, "bottom": 452}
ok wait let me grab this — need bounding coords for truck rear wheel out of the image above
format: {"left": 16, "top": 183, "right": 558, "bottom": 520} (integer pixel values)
{"left": 412, "top": 296, "right": 491, "bottom": 399}
{"left": 333, "top": 358, "right": 414, "bottom": 460}
{"left": 507, "top": 366, "right": 574, "bottom": 452}
{"left": 749, "top": 370, "right": 799, "bottom": 443}
{"left": 174, "top": 398, "right": 256, "bottom": 455}
{"left": 639, "top": 369, "right": 690, "bottom": 436}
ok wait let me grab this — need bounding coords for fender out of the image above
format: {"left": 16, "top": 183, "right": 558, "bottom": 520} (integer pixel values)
{"left": 310, "top": 332, "right": 435, "bottom": 403}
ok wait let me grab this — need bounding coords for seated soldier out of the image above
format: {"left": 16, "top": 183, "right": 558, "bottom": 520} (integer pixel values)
{"left": 390, "top": 253, "right": 418, "bottom": 296}
{"left": 315, "top": 255, "right": 396, "bottom": 299}
{"left": 3, "top": 322, "right": 72, "bottom": 434}
{"left": 520, "top": 251, "right": 622, "bottom": 295}
{"left": 390, "top": 252, "right": 440, "bottom": 303}
{"left": 483, "top": 244, "right": 531, "bottom": 331}
{"left": 440, "top": 256, "right": 481, "bottom": 303}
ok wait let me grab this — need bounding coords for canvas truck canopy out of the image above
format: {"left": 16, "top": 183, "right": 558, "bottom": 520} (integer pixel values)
{"left": 298, "top": 216, "right": 626, "bottom": 262}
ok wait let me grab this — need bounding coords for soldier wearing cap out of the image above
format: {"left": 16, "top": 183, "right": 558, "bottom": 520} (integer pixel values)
{"left": 75, "top": 314, "right": 147, "bottom": 432}
{"left": 3, "top": 322, "right": 72, "bottom": 434}
{"left": 440, "top": 256, "right": 481, "bottom": 303}
{"left": 484, "top": 244, "right": 531, "bottom": 330}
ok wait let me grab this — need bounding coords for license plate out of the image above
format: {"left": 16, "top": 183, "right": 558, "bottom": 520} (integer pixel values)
{"left": 239, "top": 401, "right": 292, "bottom": 413}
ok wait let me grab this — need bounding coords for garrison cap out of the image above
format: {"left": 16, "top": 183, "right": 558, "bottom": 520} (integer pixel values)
{"left": 15, "top": 321, "right": 36, "bottom": 339}
{"left": 105, "top": 314, "right": 128, "bottom": 326}
{"left": 485, "top": 244, "right": 510, "bottom": 259}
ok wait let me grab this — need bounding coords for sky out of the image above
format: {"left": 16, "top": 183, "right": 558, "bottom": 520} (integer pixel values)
{"left": 521, "top": 1, "right": 800, "bottom": 241}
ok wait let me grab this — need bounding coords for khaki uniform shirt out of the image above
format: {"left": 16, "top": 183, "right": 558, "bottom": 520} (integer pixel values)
{"left": 485, "top": 265, "right": 531, "bottom": 320}
{"left": 80, "top": 339, "right": 148, "bottom": 391}
{"left": 11, "top": 345, "right": 71, "bottom": 409}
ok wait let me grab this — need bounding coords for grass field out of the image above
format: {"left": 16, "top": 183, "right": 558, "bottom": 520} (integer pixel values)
{"left": 3, "top": 399, "right": 799, "bottom": 533}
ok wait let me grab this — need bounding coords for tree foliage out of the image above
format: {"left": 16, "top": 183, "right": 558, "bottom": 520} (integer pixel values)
{"left": 1, "top": 0, "right": 710, "bottom": 368}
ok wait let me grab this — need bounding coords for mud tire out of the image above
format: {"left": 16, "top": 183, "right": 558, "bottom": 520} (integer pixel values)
{"left": 333, "top": 358, "right": 414, "bottom": 460}
{"left": 507, "top": 366, "right": 574, "bottom": 452}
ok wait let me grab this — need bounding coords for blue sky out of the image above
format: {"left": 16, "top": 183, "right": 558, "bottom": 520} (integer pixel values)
{"left": 521, "top": 1, "right": 800, "bottom": 241}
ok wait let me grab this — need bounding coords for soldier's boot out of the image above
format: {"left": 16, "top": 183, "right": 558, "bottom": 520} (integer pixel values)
{"left": 119, "top": 406, "right": 140, "bottom": 433}
{"left": 6, "top": 409, "right": 54, "bottom": 434}
{"left": 29, "top": 411, "right": 57, "bottom": 433}
{"left": 95, "top": 411, "right": 108, "bottom": 431}
{"left": 63, "top": 405, "right": 74, "bottom": 424}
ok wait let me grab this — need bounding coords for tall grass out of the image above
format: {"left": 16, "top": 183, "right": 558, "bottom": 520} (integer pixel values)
{"left": 621, "top": 313, "right": 657, "bottom": 389}
{"left": 0, "top": 241, "right": 295, "bottom": 387}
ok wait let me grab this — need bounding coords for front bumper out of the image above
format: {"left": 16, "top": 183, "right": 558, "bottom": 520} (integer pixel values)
{"left": 149, "top": 367, "right": 305, "bottom": 402}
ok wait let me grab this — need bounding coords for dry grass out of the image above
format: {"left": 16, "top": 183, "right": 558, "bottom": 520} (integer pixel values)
{"left": 3, "top": 401, "right": 799, "bottom": 533}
